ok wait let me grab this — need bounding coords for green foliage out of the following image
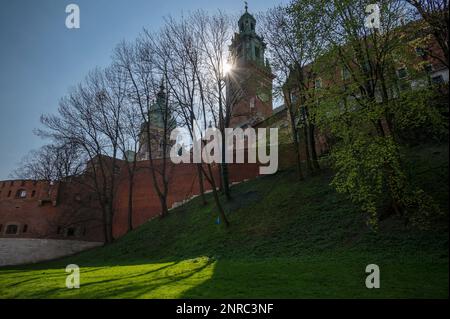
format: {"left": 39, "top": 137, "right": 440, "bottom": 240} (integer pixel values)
{"left": 391, "top": 88, "right": 448, "bottom": 143}
{"left": 313, "top": 84, "right": 444, "bottom": 229}
{"left": 0, "top": 148, "right": 448, "bottom": 298}
{"left": 330, "top": 135, "right": 398, "bottom": 229}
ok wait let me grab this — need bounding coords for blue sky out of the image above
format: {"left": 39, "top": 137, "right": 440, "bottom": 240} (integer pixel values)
{"left": 0, "top": 0, "right": 285, "bottom": 180}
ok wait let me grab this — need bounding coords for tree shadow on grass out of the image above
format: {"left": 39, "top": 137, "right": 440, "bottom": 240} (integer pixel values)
{"left": 0, "top": 256, "right": 216, "bottom": 299}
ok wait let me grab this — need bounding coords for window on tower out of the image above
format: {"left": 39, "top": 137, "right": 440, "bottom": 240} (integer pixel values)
{"left": 250, "top": 97, "right": 255, "bottom": 109}
{"left": 315, "top": 78, "right": 323, "bottom": 89}
{"left": 255, "top": 47, "right": 260, "bottom": 59}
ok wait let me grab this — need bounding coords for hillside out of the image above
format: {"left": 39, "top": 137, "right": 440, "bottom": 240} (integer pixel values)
{"left": 0, "top": 143, "right": 448, "bottom": 298}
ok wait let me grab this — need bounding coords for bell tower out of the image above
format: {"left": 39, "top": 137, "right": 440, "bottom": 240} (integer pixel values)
{"left": 226, "top": 3, "right": 274, "bottom": 128}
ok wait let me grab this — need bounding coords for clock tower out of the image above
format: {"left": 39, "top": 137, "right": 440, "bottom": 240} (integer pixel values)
{"left": 226, "top": 3, "right": 274, "bottom": 128}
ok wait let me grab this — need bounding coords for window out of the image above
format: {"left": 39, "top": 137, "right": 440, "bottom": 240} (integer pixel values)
{"left": 6, "top": 224, "right": 18, "bottom": 235}
{"left": 10, "top": 181, "right": 14, "bottom": 187}
{"left": 23, "top": 224, "right": 28, "bottom": 233}
{"left": 396, "top": 67, "right": 408, "bottom": 79}
{"left": 31, "top": 190, "right": 36, "bottom": 197}
{"left": 57, "top": 226, "right": 62, "bottom": 235}
{"left": 424, "top": 64, "right": 433, "bottom": 73}
{"left": 16, "top": 189, "right": 27, "bottom": 198}
{"left": 415, "top": 47, "right": 427, "bottom": 58}
{"left": 315, "top": 78, "right": 323, "bottom": 89}
{"left": 1, "top": 182, "right": 4, "bottom": 188}
{"left": 341, "top": 67, "right": 351, "bottom": 80}
{"left": 432, "top": 75, "right": 444, "bottom": 84}
{"left": 67, "top": 227, "right": 76, "bottom": 237}
{"left": 251, "top": 23, "right": 255, "bottom": 31}
{"left": 399, "top": 81, "right": 411, "bottom": 91}
{"left": 7, "top": 190, "right": 11, "bottom": 197}
{"left": 255, "top": 47, "right": 260, "bottom": 59}
{"left": 0, "top": 224, "right": 2, "bottom": 232}
{"left": 291, "top": 93, "right": 298, "bottom": 104}
{"left": 21, "top": 181, "right": 25, "bottom": 186}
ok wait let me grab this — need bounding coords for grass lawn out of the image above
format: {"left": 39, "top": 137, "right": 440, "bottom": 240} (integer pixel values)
{"left": 0, "top": 144, "right": 448, "bottom": 298}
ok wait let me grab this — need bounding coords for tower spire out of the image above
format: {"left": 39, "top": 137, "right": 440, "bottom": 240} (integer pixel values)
{"left": 244, "top": 1, "right": 248, "bottom": 13}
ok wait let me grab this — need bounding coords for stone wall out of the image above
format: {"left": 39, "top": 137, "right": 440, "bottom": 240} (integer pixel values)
{"left": 0, "top": 238, "right": 102, "bottom": 266}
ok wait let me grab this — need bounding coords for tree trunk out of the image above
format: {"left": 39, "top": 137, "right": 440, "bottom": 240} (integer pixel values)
{"left": 303, "top": 124, "right": 313, "bottom": 174}
{"left": 127, "top": 176, "right": 134, "bottom": 232}
{"left": 291, "top": 129, "right": 304, "bottom": 181}
{"left": 308, "top": 123, "right": 320, "bottom": 171}
{"left": 103, "top": 203, "right": 114, "bottom": 244}
{"left": 159, "top": 194, "right": 169, "bottom": 217}
{"left": 284, "top": 90, "right": 304, "bottom": 181}
{"left": 206, "top": 164, "right": 229, "bottom": 227}
{"left": 197, "top": 164, "right": 207, "bottom": 205}
{"left": 220, "top": 163, "right": 231, "bottom": 200}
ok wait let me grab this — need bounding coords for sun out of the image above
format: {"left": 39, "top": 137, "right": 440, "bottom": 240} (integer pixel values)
{"left": 223, "top": 62, "right": 232, "bottom": 75}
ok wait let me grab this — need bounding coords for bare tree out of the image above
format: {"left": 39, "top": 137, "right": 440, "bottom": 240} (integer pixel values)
{"left": 116, "top": 74, "right": 143, "bottom": 232}
{"left": 192, "top": 10, "right": 235, "bottom": 200}
{"left": 260, "top": 2, "right": 328, "bottom": 179}
{"left": 38, "top": 66, "right": 126, "bottom": 244}
{"left": 158, "top": 14, "right": 230, "bottom": 227}
{"left": 114, "top": 39, "right": 174, "bottom": 218}
{"left": 12, "top": 142, "right": 85, "bottom": 181}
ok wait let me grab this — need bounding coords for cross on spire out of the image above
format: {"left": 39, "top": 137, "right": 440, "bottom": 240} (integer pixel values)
{"left": 244, "top": 1, "right": 248, "bottom": 13}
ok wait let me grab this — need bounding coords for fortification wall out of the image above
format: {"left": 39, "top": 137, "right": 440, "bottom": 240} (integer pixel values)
{"left": 0, "top": 238, "right": 102, "bottom": 266}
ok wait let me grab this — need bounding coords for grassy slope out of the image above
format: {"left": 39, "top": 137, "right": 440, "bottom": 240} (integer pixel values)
{"left": 0, "top": 144, "right": 448, "bottom": 298}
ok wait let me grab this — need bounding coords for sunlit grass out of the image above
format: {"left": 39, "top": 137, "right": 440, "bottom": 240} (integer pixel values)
{"left": 0, "top": 257, "right": 216, "bottom": 299}
{"left": 0, "top": 143, "right": 447, "bottom": 298}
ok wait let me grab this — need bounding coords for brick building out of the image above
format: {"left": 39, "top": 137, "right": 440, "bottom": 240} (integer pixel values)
{"left": 226, "top": 5, "right": 275, "bottom": 128}
{"left": 1, "top": 8, "right": 447, "bottom": 249}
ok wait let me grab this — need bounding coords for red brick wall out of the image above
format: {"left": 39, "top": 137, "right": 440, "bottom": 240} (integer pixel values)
{"left": 0, "top": 149, "right": 297, "bottom": 242}
{"left": 112, "top": 161, "right": 261, "bottom": 238}
{"left": 0, "top": 179, "right": 104, "bottom": 242}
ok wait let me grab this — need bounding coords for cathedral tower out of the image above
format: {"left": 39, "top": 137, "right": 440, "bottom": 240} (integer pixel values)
{"left": 226, "top": 3, "right": 274, "bottom": 128}
{"left": 137, "top": 83, "right": 174, "bottom": 161}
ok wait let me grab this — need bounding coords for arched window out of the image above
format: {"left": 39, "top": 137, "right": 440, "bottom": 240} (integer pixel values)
{"left": 23, "top": 224, "right": 28, "bottom": 233}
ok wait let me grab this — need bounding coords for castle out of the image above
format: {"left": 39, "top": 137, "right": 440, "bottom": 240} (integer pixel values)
{"left": 0, "top": 7, "right": 287, "bottom": 248}
{"left": 0, "top": 6, "right": 448, "bottom": 266}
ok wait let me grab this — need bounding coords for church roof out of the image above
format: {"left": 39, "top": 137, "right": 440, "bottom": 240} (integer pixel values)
{"left": 239, "top": 3, "right": 255, "bottom": 22}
